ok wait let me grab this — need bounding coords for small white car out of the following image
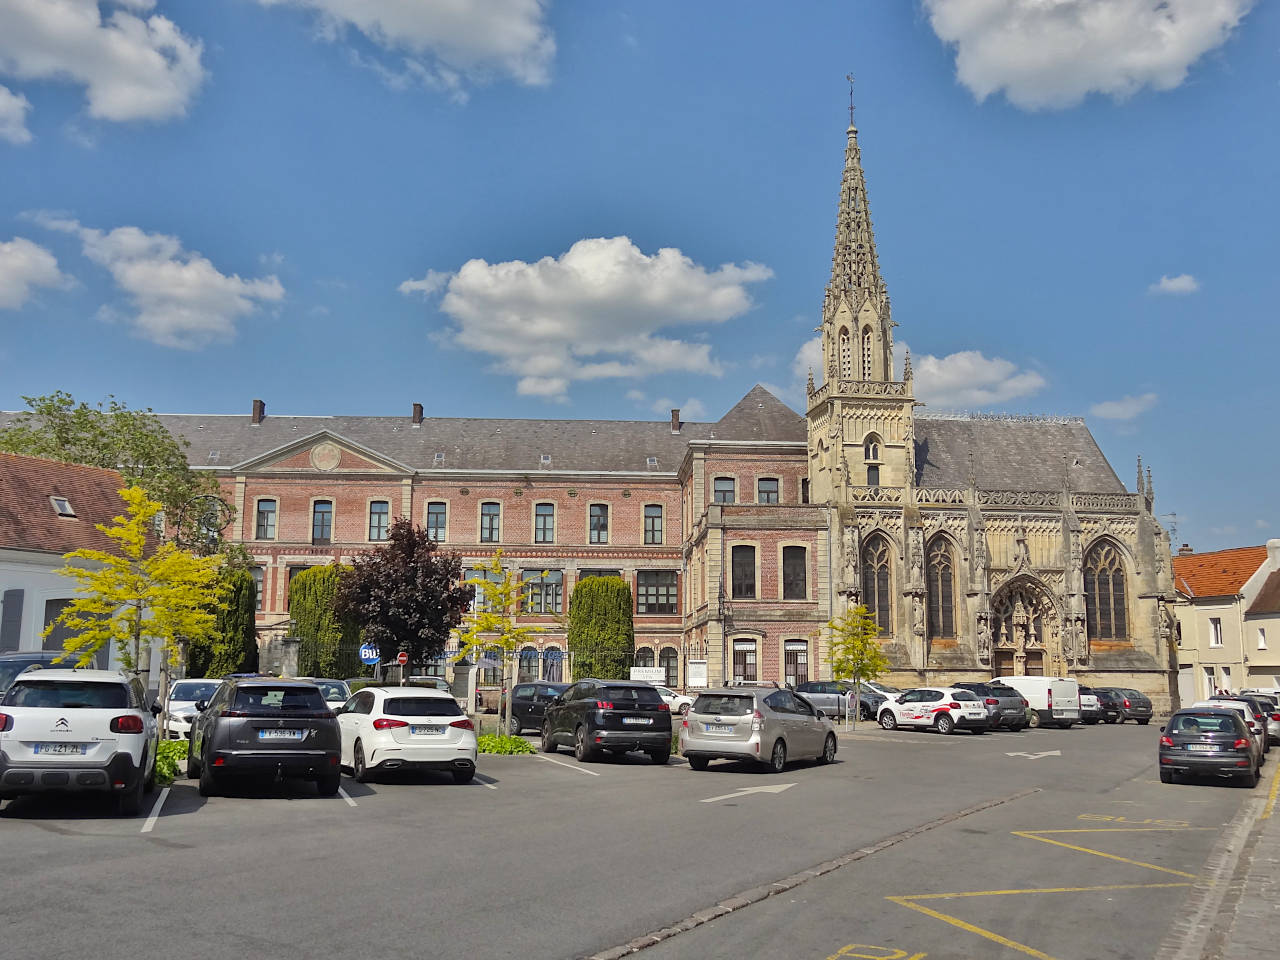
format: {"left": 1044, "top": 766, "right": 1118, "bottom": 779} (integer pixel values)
{"left": 337, "top": 685, "right": 477, "bottom": 784}
{"left": 877, "top": 687, "right": 990, "bottom": 735}
{"left": 654, "top": 685, "right": 694, "bottom": 715}
{"left": 0, "top": 669, "right": 159, "bottom": 815}
{"left": 295, "top": 677, "right": 351, "bottom": 714}
{"left": 164, "top": 678, "right": 223, "bottom": 739}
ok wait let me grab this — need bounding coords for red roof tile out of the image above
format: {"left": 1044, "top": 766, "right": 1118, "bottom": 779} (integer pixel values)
{"left": 0, "top": 453, "right": 128, "bottom": 556}
{"left": 1172, "top": 545, "right": 1268, "bottom": 598}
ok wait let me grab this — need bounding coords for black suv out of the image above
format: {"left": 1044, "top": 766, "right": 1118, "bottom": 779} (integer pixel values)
{"left": 508, "top": 681, "right": 568, "bottom": 735}
{"left": 1098, "top": 687, "right": 1153, "bottom": 724}
{"left": 187, "top": 678, "right": 341, "bottom": 797}
{"left": 541, "top": 679, "right": 672, "bottom": 764}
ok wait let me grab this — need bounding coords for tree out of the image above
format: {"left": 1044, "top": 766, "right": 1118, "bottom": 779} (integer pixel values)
{"left": 0, "top": 391, "right": 219, "bottom": 522}
{"left": 455, "top": 550, "right": 543, "bottom": 732}
{"left": 566, "top": 576, "right": 634, "bottom": 681}
{"left": 44, "top": 485, "right": 224, "bottom": 681}
{"left": 826, "top": 604, "right": 891, "bottom": 730}
{"left": 291, "top": 565, "right": 360, "bottom": 678}
{"left": 208, "top": 567, "right": 259, "bottom": 677}
{"left": 335, "top": 517, "right": 473, "bottom": 671}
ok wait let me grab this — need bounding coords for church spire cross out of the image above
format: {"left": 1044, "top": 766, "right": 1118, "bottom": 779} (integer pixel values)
{"left": 846, "top": 72, "right": 855, "bottom": 126}
{"left": 827, "top": 82, "right": 884, "bottom": 310}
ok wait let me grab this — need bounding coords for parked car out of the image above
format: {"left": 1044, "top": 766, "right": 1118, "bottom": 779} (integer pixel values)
{"left": 1209, "top": 696, "right": 1271, "bottom": 757}
{"left": 0, "top": 650, "right": 67, "bottom": 695}
{"left": 1078, "top": 687, "right": 1103, "bottom": 725}
{"left": 878, "top": 687, "right": 989, "bottom": 735}
{"left": 795, "top": 680, "right": 885, "bottom": 721}
{"left": 542, "top": 679, "right": 672, "bottom": 764}
{"left": 681, "top": 687, "right": 837, "bottom": 772}
{"left": 337, "top": 685, "right": 477, "bottom": 783}
{"left": 1096, "top": 687, "right": 1152, "bottom": 724}
{"left": 164, "top": 678, "right": 223, "bottom": 739}
{"left": 294, "top": 677, "right": 351, "bottom": 713}
{"left": 1159, "top": 707, "right": 1258, "bottom": 787}
{"left": 952, "top": 681, "right": 1027, "bottom": 731}
{"left": 1091, "top": 687, "right": 1124, "bottom": 724}
{"left": 861, "top": 680, "right": 906, "bottom": 700}
{"left": 654, "top": 685, "right": 694, "bottom": 716}
{"left": 0, "top": 668, "right": 158, "bottom": 815}
{"left": 408, "top": 676, "right": 453, "bottom": 692}
{"left": 1240, "top": 691, "right": 1280, "bottom": 745}
{"left": 1189, "top": 700, "right": 1265, "bottom": 765}
{"left": 995, "top": 676, "right": 1080, "bottom": 729}
{"left": 508, "top": 681, "right": 569, "bottom": 734}
{"left": 187, "top": 678, "right": 341, "bottom": 797}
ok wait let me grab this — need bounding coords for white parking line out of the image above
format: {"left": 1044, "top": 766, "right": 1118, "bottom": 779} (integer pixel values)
{"left": 337, "top": 787, "right": 358, "bottom": 807}
{"left": 141, "top": 787, "right": 170, "bottom": 833}
{"left": 537, "top": 755, "right": 600, "bottom": 777}
{"left": 474, "top": 773, "right": 498, "bottom": 790}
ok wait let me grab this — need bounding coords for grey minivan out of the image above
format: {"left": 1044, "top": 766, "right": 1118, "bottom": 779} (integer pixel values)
{"left": 681, "top": 687, "right": 837, "bottom": 773}
{"left": 953, "top": 681, "right": 1028, "bottom": 731}
{"left": 187, "top": 678, "right": 341, "bottom": 797}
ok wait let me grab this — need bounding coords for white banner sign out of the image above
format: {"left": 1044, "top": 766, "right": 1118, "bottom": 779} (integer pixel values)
{"left": 687, "top": 660, "right": 708, "bottom": 688}
{"left": 629, "top": 666, "right": 665, "bottom": 683}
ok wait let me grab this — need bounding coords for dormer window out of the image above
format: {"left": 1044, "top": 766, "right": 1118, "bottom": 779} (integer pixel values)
{"left": 433, "top": 452, "right": 445, "bottom": 465}
{"left": 540, "top": 454, "right": 552, "bottom": 466}
{"left": 50, "top": 496, "right": 76, "bottom": 518}
{"left": 647, "top": 456, "right": 659, "bottom": 468}
{"left": 208, "top": 450, "right": 220, "bottom": 462}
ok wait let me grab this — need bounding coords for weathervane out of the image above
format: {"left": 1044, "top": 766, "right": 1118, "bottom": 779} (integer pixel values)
{"left": 846, "top": 73, "right": 855, "bottom": 125}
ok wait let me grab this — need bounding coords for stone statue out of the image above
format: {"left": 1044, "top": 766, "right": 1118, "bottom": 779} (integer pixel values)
{"left": 1014, "top": 524, "right": 1032, "bottom": 571}
{"left": 976, "top": 610, "right": 992, "bottom": 662}
{"left": 842, "top": 526, "right": 860, "bottom": 592}
{"left": 909, "top": 527, "right": 925, "bottom": 588}
{"left": 912, "top": 596, "right": 925, "bottom": 638}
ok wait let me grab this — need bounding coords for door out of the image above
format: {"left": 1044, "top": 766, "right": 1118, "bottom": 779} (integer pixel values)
{"left": 913, "top": 690, "right": 943, "bottom": 726}
{"left": 893, "top": 690, "right": 922, "bottom": 725}
{"left": 790, "top": 693, "right": 824, "bottom": 755}
{"left": 1024, "top": 651, "right": 1044, "bottom": 676}
{"left": 994, "top": 651, "right": 1015, "bottom": 676}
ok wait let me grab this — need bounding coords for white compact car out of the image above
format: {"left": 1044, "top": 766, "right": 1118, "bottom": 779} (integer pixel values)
{"left": 295, "top": 677, "right": 352, "bottom": 714}
{"left": 654, "top": 685, "right": 694, "bottom": 715}
{"left": 0, "top": 669, "right": 159, "bottom": 815}
{"left": 337, "top": 685, "right": 477, "bottom": 784}
{"left": 877, "top": 687, "right": 990, "bottom": 735}
{"left": 164, "top": 678, "right": 223, "bottom": 739}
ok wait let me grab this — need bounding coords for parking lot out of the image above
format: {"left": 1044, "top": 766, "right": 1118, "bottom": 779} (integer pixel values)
{"left": 1, "top": 722, "right": 1269, "bottom": 960}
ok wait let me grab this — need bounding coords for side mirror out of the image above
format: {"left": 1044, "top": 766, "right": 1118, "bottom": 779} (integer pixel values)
{"left": 551, "top": 696, "right": 563, "bottom": 706}
{"left": 816, "top": 710, "right": 826, "bottom": 720}
{"left": 1158, "top": 725, "right": 1165, "bottom": 733}
{"left": 195, "top": 700, "right": 207, "bottom": 712}
{"left": 149, "top": 702, "right": 162, "bottom": 716}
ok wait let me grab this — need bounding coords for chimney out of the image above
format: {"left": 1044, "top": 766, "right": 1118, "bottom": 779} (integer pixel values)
{"left": 251, "top": 398, "right": 265, "bottom": 424}
{"left": 1268, "top": 539, "right": 1280, "bottom": 566}
{"left": 411, "top": 402, "right": 424, "bottom": 426}
{"left": 1177, "top": 543, "right": 1194, "bottom": 557}
{"left": 670, "top": 408, "right": 681, "bottom": 434}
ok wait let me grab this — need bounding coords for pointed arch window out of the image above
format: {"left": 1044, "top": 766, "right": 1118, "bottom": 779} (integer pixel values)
{"left": 861, "top": 326, "right": 873, "bottom": 380}
{"left": 1084, "top": 542, "right": 1128, "bottom": 641}
{"left": 838, "top": 327, "right": 852, "bottom": 381}
{"left": 861, "top": 534, "right": 892, "bottom": 636}
{"left": 926, "top": 538, "right": 956, "bottom": 639}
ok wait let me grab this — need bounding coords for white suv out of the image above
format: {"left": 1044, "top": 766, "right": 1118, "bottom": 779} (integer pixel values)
{"left": 337, "top": 685, "right": 477, "bottom": 784}
{"left": 0, "top": 669, "right": 159, "bottom": 815}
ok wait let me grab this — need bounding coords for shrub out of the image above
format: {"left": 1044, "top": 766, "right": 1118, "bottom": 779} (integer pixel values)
{"left": 154, "top": 740, "right": 188, "bottom": 786}
{"left": 476, "top": 733, "right": 535, "bottom": 755}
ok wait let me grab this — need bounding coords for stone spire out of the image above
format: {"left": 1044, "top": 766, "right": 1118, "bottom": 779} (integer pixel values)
{"left": 826, "top": 110, "right": 885, "bottom": 313}
{"left": 902, "top": 347, "right": 912, "bottom": 383}
{"left": 1136, "top": 455, "right": 1145, "bottom": 497}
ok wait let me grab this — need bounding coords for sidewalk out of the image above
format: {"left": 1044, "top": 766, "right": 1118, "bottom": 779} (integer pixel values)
{"left": 1217, "top": 769, "right": 1280, "bottom": 959}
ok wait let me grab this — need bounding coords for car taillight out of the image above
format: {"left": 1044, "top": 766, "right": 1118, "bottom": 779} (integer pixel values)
{"left": 949, "top": 702, "right": 962, "bottom": 710}
{"left": 1123, "top": 698, "right": 1131, "bottom": 709}
{"left": 1234, "top": 739, "right": 1251, "bottom": 750}
{"left": 110, "top": 715, "right": 144, "bottom": 734}
{"left": 220, "top": 710, "right": 248, "bottom": 718}
{"left": 594, "top": 700, "right": 614, "bottom": 710}
{"left": 985, "top": 698, "right": 999, "bottom": 706}
{"left": 1272, "top": 714, "right": 1280, "bottom": 722}
{"left": 1021, "top": 699, "right": 1029, "bottom": 708}
{"left": 372, "top": 718, "right": 409, "bottom": 730}
{"left": 751, "top": 709, "right": 764, "bottom": 732}
{"left": 0, "top": 713, "right": 11, "bottom": 732}
{"left": 449, "top": 718, "right": 474, "bottom": 731}
{"left": 1160, "top": 736, "right": 1174, "bottom": 746}
{"left": 682, "top": 717, "right": 688, "bottom": 729}
{"left": 657, "top": 703, "right": 670, "bottom": 711}
{"left": 1255, "top": 715, "right": 1264, "bottom": 723}
{"left": 1047, "top": 690, "right": 1052, "bottom": 710}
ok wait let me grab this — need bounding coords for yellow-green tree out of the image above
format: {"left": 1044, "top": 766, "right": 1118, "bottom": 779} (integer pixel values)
{"left": 44, "top": 486, "right": 224, "bottom": 676}
{"left": 826, "top": 603, "right": 891, "bottom": 730}
{"left": 455, "top": 550, "right": 542, "bottom": 733}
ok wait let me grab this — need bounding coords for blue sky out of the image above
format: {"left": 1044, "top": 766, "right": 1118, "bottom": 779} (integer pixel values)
{"left": 0, "top": 1, "right": 1274, "bottom": 552}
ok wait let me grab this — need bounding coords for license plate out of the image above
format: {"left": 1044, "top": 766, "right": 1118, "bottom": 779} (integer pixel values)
{"left": 410, "top": 725, "right": 443, "bottom": 735}
{"left": 1052, "top": 710, "right": 1070, "bottom": 717}
{"left": 257, "top": 729, "right": 303, "bottom": 740}
{"left": 622, "top": 717, "right": 652, "bottom": 726}
{"left": 704, "top": 724, "right": 734, "bottom": 734}
{"left": 1185, "top": 743, "right": 1218, "bottom": 752}
{"left": 34, "top": 743, "right": 86, "bottom": 755}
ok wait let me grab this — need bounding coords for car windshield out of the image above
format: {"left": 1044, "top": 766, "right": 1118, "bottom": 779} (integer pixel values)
{"left": 874, "top": 684, "right": 903, "bottom": 694}
{"left": 169, "top": 680, "right": 221, "bottom": 702}
{"left": 1123, "top": 689, "right": 1145, "bottom": 699}
{"left": 232, "top": 686, "right": 326, "bottom": 712}
{"left": 989, "top": 685, "right": 1018, "bottom": 697}
{"left": 313, "top": 681, "right": 349, "bottom": 701}
{"left": 1169, "top": 713, "right": 1239, "bottom": 735}
{"left": 692, "top": 694, "right": 754, "bottom": 716}
{"left": 383, "top": 697, "right": 462, "bottom": 717}
{"left": 951, "top": 690, "right": 979, "bottom": 701}
{"left": 601, "top": 686, "right": 662, "bottom": 704}
{"left": 4, "top": 680, "right": 128, "bottom": 709}
{"left": 960, "top": 683, "right": 992, "bottom": 696}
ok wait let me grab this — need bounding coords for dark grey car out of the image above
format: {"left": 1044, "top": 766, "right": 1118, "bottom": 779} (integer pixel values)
{"left": 953, "top": 681, "right": 1027, "bottom": 731}
{"left": 187, "top": 678, "right": 341, "bottom": 797}
{"left": 1159, "top": 708, "right": 1258, "bottom": 786}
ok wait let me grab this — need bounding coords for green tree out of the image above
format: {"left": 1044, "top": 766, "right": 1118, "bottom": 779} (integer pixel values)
{"left": 0, "top": 391, "right": 219, "bottom": 521}
{"left": 826, "top": 604, "right": 891, "bottom": 730}
{"left": 455, "top": 550, "right": 543, "bottom": 732}
{"left": 290, "top": 565, "right": 359, "bottom": 678}
{"left": 566, "top": 576, "right": 634, "bottom": 681}
{"left": 208, "top": 567, "right": 259, "bottom": 677}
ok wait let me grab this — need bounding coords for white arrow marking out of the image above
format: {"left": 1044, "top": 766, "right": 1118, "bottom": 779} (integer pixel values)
{"left": 700, "top": 783, "right": 797, "bottom": 804}
{"left": 1005, "top": 750, "right": 1062, "bottom": 760}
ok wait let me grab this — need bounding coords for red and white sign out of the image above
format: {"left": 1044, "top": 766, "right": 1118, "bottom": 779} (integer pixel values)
{"left": 396, "top": 652, "right": 409, "bottom": 666}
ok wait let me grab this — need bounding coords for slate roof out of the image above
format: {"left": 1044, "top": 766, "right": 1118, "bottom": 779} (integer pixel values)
{"left": 0, "top": 453, "right": 127, "bottom": 556}
{"left": 1173, "top": 545, "right": 1268, "bottom": 598}
{"left": 1247, "top": 570, "right": 1280, "bottom": 615}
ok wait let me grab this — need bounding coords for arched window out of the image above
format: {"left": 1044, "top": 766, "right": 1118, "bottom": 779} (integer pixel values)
{"left": 517, "top": 646, "right": 539, "bottom": 683}
{"left": 861, "top": 326, "right": 873, "bottom": 380}
{"left": 1084, "top": 542, "right": 1128, "bottom": 640}
{"left": 926, "top": 538, "right": 955, "bottom": 639}
{"left": 838, "top": 327, "right": 852, "bottom": 380}
{"left": 866, "top": 464, "right": 880, "bottom": 486}
{"left": 864, "top": 435, "right": 880, "bottom": 461}
{"left": 861, "top": 534, "right": 892, "bottom": 636}
{"left": 542, "top": 646, "right": 563, "bottom": 682}
{"left": 634, "top": 647, "right": 655, "bottom": 668}
{"left": 659, "top": 647, "right": 679, "bottom": 688}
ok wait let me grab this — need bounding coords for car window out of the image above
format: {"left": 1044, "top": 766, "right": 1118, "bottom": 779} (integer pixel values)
{"left": 918, "top": 690, "right": 943, "bottom": 703}
{"left": 792, "top": 695, "right": 816, "bottom": 717}
{"left": 896, "top": 691, "right": 919, "bottom": 704}
{"left": 601, "top": 686, "right": 662, "bottom": 704}
{"left": 764, "top": 691, "right": 796, "bottom": 714}
{"left": 957, "top": 683, "right": 989, "bottom": 696}
{"left": 540, "top": 684, "right": 565, "bottom": 697}
{"left": 1170, "top": 713, "right": 1236, "bottom": 734}
{"left": 989, "top": 685, "right": 1018, "bottom": 698}
{"left": 170, "top": 680, "right": 222, "bottom": 702}
{"left": 233, "top": 686, "right": 327, "bottom": 712}
{"left": 354, "top": 691, "right": 375, "bottom": 715}
{"left": 383, "top": 696, "right": 462, "bottom": 717}
{"left": 4, "top": 680, "right": 129, "bottom": 709}
{"left": 692, "top": 694, "right": 754, "bottom": 716}
{"left": 951, "top": 690, "right": 979, "bottom": 702}
{"left": 513, "top": 686, "right": 535, "bottom": 699}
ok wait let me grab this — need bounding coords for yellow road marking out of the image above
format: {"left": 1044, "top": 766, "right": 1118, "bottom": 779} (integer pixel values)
{"left": 1263, "top": 759, "right": 1280, "bottom": 820}
{"left": 1012, "top": 830, "right": 1200, "bottom": 878}
{"left": 1049, "top": 826, "right": 1212, "bottom": 833}
{"left": 898, "top": 882, "right": 1194, "bottom": 901}
{"left": 887, "top": 897, "right": 1057, "bottom": 960}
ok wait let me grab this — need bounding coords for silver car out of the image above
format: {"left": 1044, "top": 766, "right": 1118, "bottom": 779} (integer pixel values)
{"left": 680, "top": 687, "right": 837, "bottom": 773}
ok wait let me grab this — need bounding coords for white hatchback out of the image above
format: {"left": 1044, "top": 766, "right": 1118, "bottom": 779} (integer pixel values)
{"left": 877, "top": 687, "right": 990, "bottom": 735}
{"left": 337, "top": 686, "right": 477, "bottom": 784}
{"left": 654, "top": 685, "right": 694, "bottom": 715}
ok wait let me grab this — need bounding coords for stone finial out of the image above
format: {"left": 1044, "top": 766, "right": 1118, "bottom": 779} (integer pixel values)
{"left": 1136, "top": 455, "right": 1144, "bottom": 496}
{"left": 1146, "top": 465, "right": 1154, "bottom": 504}
{"left": 903, "top": 348, "right": 913, "bottom": 382}
{"left": 807, "top": 366, "right": 815, "bottom": 395}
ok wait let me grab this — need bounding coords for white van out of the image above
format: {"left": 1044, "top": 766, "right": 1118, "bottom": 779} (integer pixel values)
{"left": 991, "top": 676, "right": 1080, "bottom": 729}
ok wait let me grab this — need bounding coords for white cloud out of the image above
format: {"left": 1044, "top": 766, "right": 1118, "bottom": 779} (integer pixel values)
{"left": 1090, "top": 392, "right": 1159, "bottom": 420}
{"left": 402, "top": 236, "right": 772, "bottom": 401}
{"left": 923, "top": 0, "right": 1255, "bottom": 110}
{"left": 0, "top": 1, "right": 205, "bottom": 124}
{"left": 650, "top": 396, "right": 707, "bottom": 421}
{"left": 398, "top": 269, "right": 451, "bottom": 297}
{"left": 897, "top": 343, "right": 1048, "bottom": 408}
{"left": 35, "top": 215, "right": 283, "bottom": 349}
{"left": 1148, "top": 273, "right": 1200, "bottom": 295}
{"left": 0, "top": 236, "right": 66, "bottom": 308}
{"left": 256, "top": 0, "right": 554, "bottom": 100}
{"left": 0, "top": 84, "right": 32, "bottom": 144}
{"left": 1257, "top": 519, "right": 1271, "bottom": 530}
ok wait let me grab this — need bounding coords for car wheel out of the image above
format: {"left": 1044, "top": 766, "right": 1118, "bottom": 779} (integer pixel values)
{"left": 115, "top": 776, "right": 144, "bottom": 816}
{"left": 1159, "top": 769, "right": 1175, "bottom": 784}
{"left": 452, "top": 767, "right": 476, "bottom": 785}
{"left": 316, "top": 772, "right": 340, "bottom": 797}
{"left": 541, "top": 725, "right": 557, "bottom": 753}
{"left": 1137, "top": 719, "right": 1150, "bottom": 726}
{"left": 767, "top": 739, "right": 787, "bottom": 773}
{"left": 507, "top": 716, "right": 522, "bottom": 736}
{"left": 859, "top": 703, "right": 873, "bottom": 722}
{"left": 1028, "top": 712, "right": 1042, "bottom": 729}
{"left": 187, "top": 741, "right": 201, "bottom": 779}
{"left": 198, "top": 755, "right": 219, "bottom": 798}
{"left": 353, "top": 741, "right": 372, "bottom": 784}
{"left": 574, "top": 726, "right": 598, "bottom": 763}
{"left": 818, "top": 734, "right": 837, "bottom": 764}
{"left": 935, "top": 713, "right": 955, "bottom": 735}
{"left": 688, "top": 756, "right": 709, "bottom": 771}
{"left": 1011, "top": 723, "right": 1027, "bottom": 733}
{"left": 879, "top": 711, "right": 897, "bottom": 731}
{"left": 649, "top": 748, "right": 671, "bottom": 765}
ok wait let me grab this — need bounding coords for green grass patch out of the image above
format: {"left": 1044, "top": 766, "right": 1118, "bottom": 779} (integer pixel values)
{"left": 476, "top": 733, "right": 536, "bottom": 755}
{"left": 155, "top": 739, "right": 188, "bottom": 786}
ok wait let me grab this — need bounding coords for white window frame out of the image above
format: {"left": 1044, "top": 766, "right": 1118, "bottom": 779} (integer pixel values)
{"left": 1208, "top": 617, "right": 1223, "bottom": 648}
